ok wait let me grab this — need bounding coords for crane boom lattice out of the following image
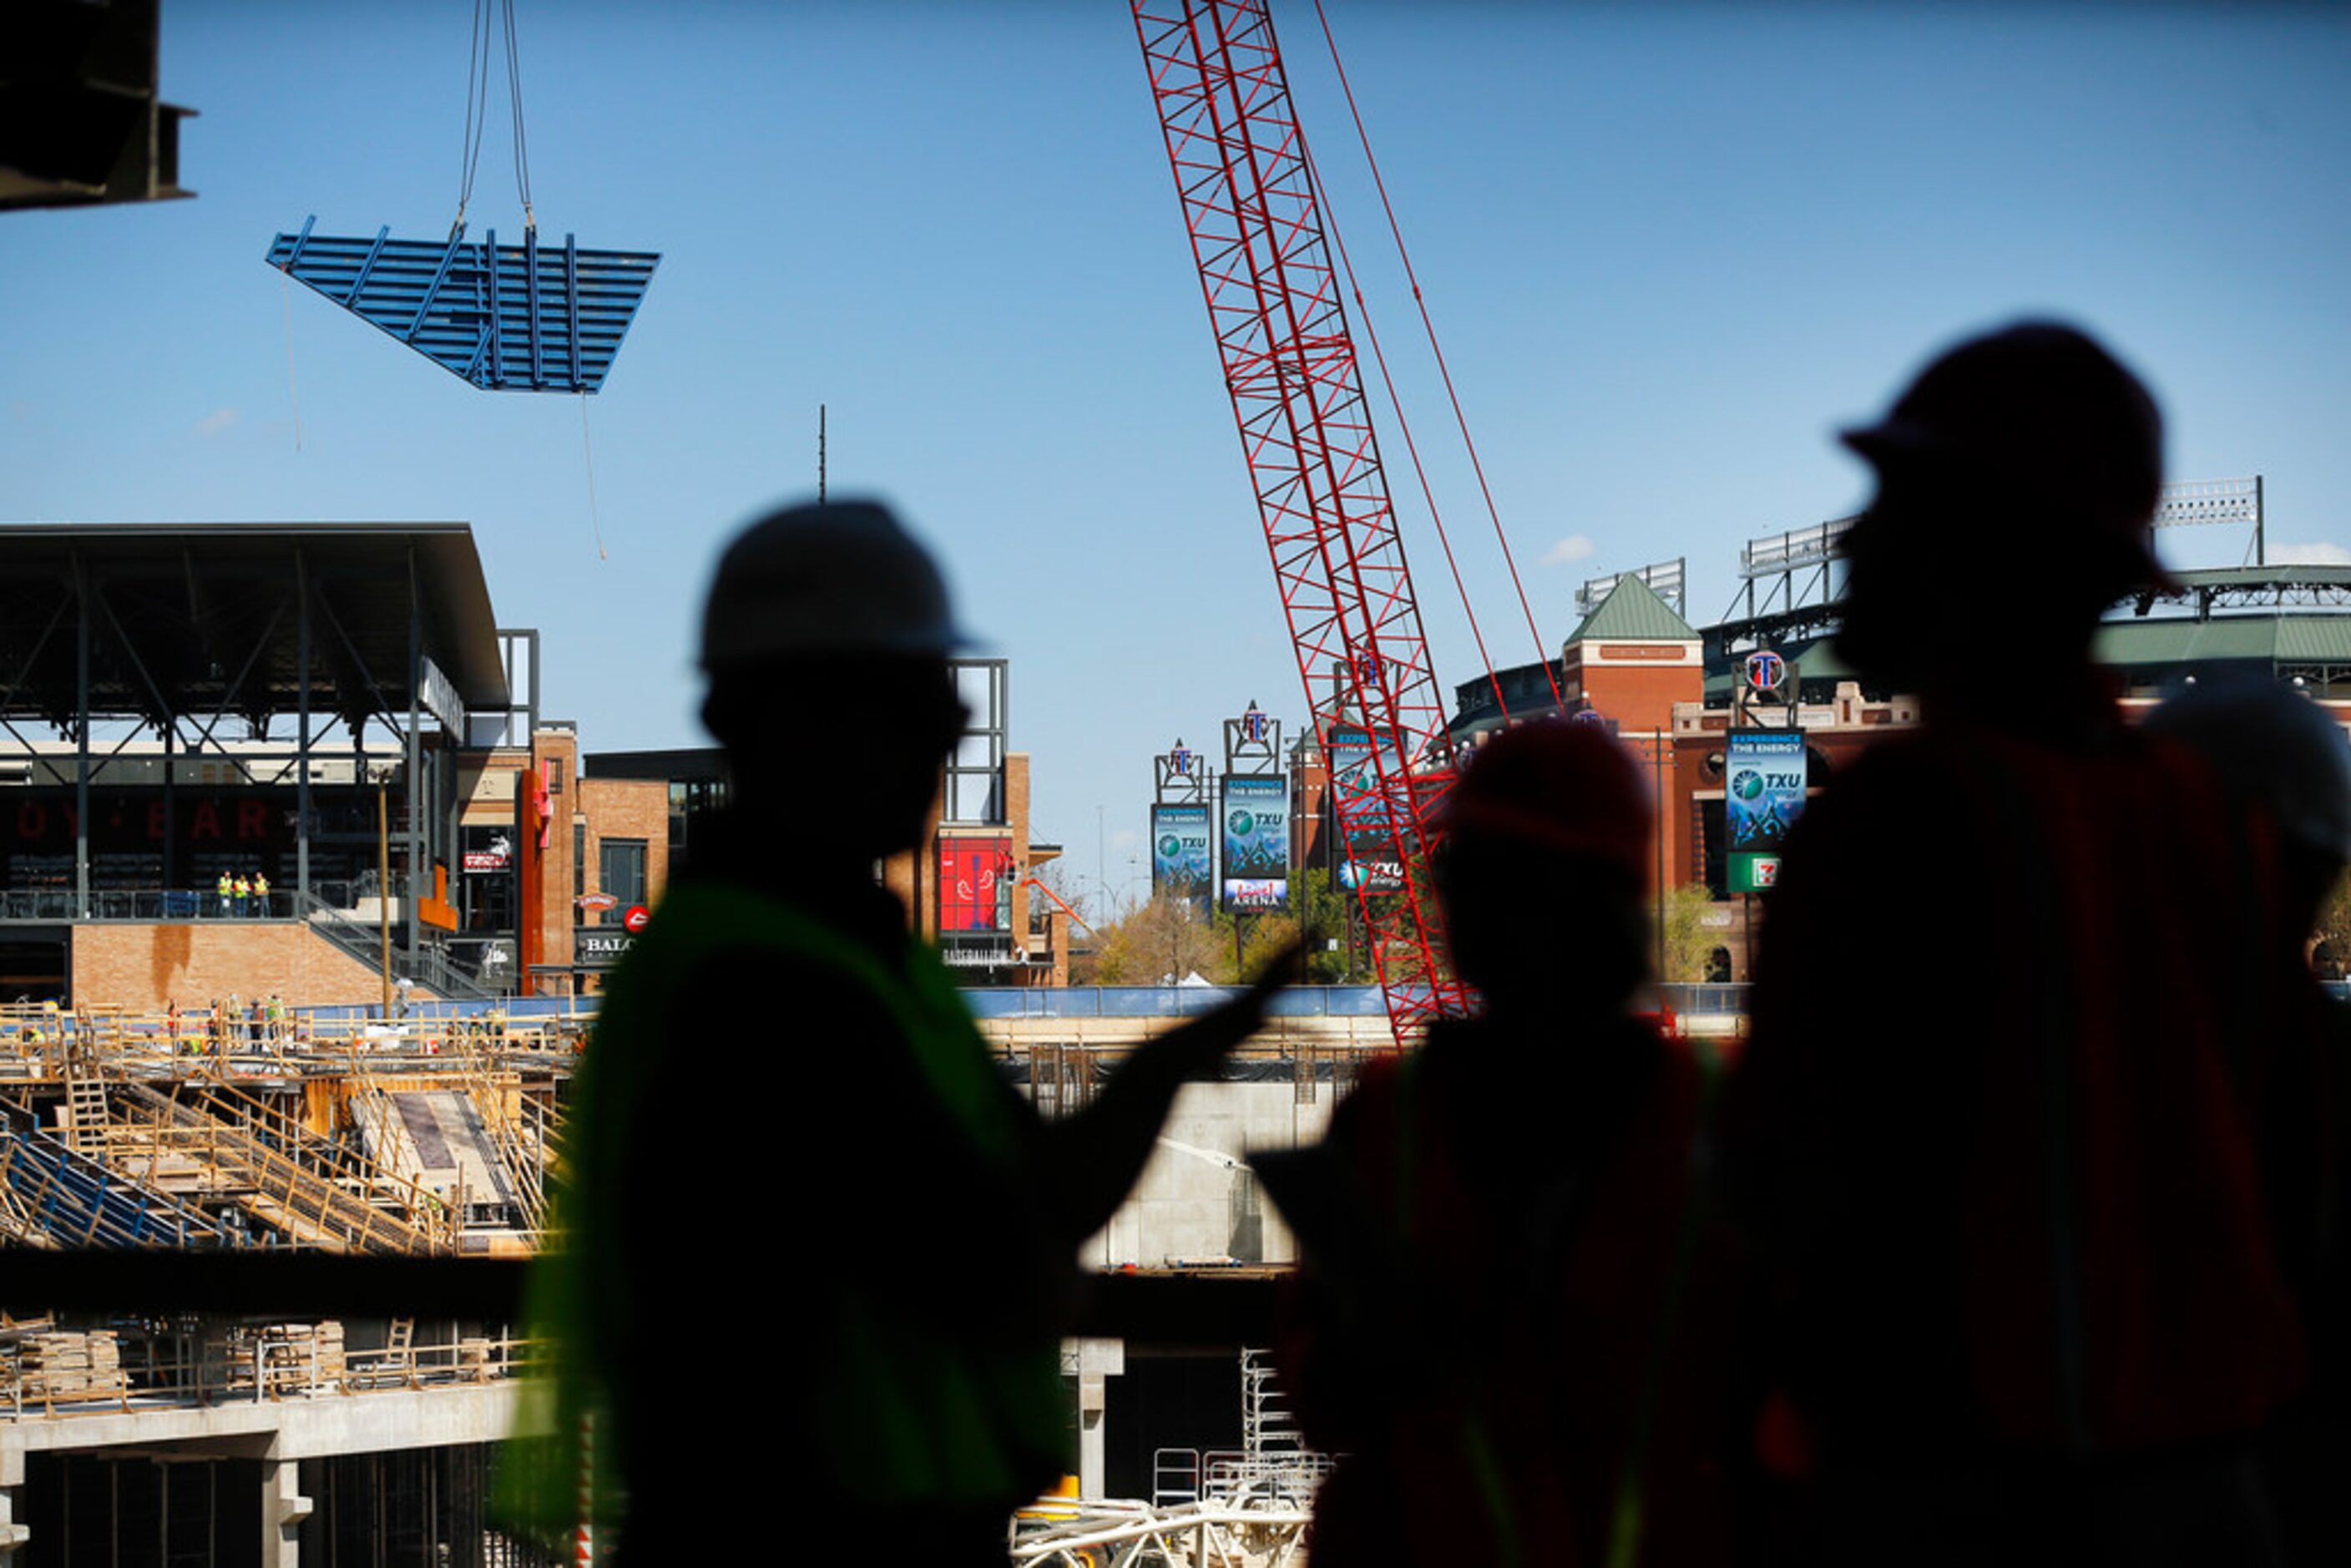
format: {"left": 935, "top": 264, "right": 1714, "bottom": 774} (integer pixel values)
{"left": 1134, "top": 0, "right": 1469, "bottom": 1040}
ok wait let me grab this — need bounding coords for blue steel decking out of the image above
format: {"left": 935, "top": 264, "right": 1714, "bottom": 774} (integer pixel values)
{"left": 265, "top": 218, "right": 659, "bottom": 392}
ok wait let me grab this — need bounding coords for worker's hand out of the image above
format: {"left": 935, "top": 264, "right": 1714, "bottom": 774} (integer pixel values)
{"left": 1160, "top": 940, "right": 1305, "bottom": 1074}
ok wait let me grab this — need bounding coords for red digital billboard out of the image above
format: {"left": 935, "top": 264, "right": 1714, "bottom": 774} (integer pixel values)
{"left": 939, "top": 837, "right": 1013, "bottom": 933}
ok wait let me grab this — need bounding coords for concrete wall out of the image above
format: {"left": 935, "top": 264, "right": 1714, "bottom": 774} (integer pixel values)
{"left": 72, "top": 922, "right": 386, "bottom": 1010}
{"left": 1084, "top": 1080, "right": 1337, "bottom": 1269}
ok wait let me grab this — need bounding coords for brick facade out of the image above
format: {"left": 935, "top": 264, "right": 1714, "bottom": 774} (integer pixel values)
{"left": 73, "top": 922, "right": 387, "bottom": 1010}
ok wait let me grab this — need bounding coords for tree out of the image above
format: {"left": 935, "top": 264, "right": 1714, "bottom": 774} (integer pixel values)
{"left": 1651, "top": 883, "right": 1721, "bottom": 984}
{"left": 1092, "top": 889, "right": 1232, "bottom": 984}
{"left": 2313, "top": 867, "right": 2351, "bottom": 979}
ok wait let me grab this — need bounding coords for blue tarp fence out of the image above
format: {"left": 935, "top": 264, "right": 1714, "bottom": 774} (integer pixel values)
{"left": 298, "top": 982, "right": 1761, "bottom": 1028}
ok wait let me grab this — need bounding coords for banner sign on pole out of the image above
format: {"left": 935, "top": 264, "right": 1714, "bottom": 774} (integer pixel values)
{"left": 1727, "top": 731, "right": 1806, "bottom": 892}
{"left": 1150, "top": 803, "right": 1213, "bottom": 902}
{"left": 1221, "top": 775, "right": 1290, "bottom": 911}
{"left": 1326, "top": 724, "right": 1406, "bottom": 894}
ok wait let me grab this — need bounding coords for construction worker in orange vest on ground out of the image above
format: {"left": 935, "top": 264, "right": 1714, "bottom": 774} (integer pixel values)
{"left": 1260, "top": 718, "right": 1741, "bottom": 1568}
{"left": 511, "top": 498, "right": 1294, "bottom": 1565}
{"left": 1728, "top": 322, "right": 2322, "bottom": 1565}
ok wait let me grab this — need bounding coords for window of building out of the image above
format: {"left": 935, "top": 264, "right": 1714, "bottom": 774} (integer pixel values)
{"left": 599, "top": 837, "right": 648, "bottom": 923}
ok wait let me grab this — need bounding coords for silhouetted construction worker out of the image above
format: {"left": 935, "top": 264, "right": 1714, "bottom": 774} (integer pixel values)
{"left": 521, "top": 499, "right": 1287, "bottom": 1564}
{"left": 1732, "top": 323, "right": 2316, "bottom": 1565}
{"left": 1261, "top": 720, "right": 1737, "bottom": 1567}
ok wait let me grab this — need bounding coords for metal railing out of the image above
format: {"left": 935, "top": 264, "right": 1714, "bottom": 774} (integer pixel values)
{"left": 299, "top": 891, "right": 500, "bottom": 1003}
{"left": 0, "top": 1318, "right": 530, "bottom": 1423}
{"left": 964, "top": 985, "right": 1394, "bottom": 1020}
{"left": 0, "top": 889, "right": 302, "bottom": 923}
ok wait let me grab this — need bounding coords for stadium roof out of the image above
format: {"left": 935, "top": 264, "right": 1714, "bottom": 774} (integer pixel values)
{"left": 1566, "top": 574, "right": 1697, "bottom": 642}
{"left": 0, "top": 523, "right": 508, "bottom": 731}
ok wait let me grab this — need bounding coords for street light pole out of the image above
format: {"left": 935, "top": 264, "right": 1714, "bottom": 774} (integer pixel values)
{"left": 1654, "top": 732, "right": 1668, "bottom": 985}
{"left": 376, "top": 768, "right": 392, "bottom": 1021}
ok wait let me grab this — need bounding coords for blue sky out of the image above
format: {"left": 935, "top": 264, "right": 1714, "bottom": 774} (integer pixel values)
{"left": 5, "top": 2, "right": 2347, "bottom": 910}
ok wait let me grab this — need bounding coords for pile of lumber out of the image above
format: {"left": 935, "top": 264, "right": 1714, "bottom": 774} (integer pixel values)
{"left": 3, "top": 1329, "right": 126, "bottom": 1404}
{"left": 223, "top": 1321, "right": 346, "bottom": 1397}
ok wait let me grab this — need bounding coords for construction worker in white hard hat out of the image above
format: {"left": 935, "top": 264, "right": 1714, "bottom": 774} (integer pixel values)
{"left": 518, "top": 498, "right": 1292, "bottom": 1565}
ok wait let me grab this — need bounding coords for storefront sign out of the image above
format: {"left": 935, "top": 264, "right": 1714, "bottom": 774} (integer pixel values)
{"left": 575, "top": 928, "right": 635, "bottom": 966}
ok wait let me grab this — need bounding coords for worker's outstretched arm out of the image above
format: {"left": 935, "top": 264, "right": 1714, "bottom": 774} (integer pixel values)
{"left": 1038, "top": 949, "right": 1297, "bottom": 1246}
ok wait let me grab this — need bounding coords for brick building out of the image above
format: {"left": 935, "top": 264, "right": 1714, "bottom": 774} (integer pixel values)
{"left": 587, "top": 656, "right": 1073, "bottom": 988}
{"left": 1446, "top": 557, "right": 2351, "bottom": 980}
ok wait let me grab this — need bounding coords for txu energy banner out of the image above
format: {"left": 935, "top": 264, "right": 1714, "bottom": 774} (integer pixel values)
{"left": 1150, "top": 803, "right": 1213, "bottom": 903}
{"left": 1221, "top": 775, "right": 1290, "bottom": 912}
{"left": 1327, "top": 723, "right": 1406, "bottom": 894}
{"left": 1726, "top": 731, "right": 1806, "bottom": 892}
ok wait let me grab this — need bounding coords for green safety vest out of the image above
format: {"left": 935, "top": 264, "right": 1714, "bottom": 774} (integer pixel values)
{"left": 510, "top": 881, "right": 1067, "bottom": 1530}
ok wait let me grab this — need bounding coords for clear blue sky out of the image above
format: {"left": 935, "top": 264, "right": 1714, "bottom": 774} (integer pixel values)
{"left": 5, "top": 2, "right": 2347, "bottom": 911}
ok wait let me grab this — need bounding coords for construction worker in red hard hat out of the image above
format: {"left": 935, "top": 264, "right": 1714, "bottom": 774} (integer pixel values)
{"left": 2143, "top": 678, "right": 2351, "bottom": 1568}
{"left": 515, "top": 498, "right": 1292, "bottom": 1565}
{"left": 1730, "top": 322, "right": 2319, "bottom": 1565}
{"left": 1261, "top": 718, "right": 1739, "bottom": 1567}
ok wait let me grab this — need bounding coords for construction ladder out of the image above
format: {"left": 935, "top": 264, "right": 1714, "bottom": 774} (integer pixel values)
{"left": 60, "top": 1054, "right": 109, "bottom": 1158}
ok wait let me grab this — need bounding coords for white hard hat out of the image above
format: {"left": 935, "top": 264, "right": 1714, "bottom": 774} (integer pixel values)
{"left": 700, "top": 499, "right": 972, "bottom": 670}
{"left": 2144, "top": 678, "right": 2351, "bottom": 863}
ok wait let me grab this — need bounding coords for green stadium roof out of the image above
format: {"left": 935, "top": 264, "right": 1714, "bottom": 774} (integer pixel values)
{"left": 1566, "top": 574, "right": 1697, "bottom": 643}
{"left": 2092, "top": 614, "right": 2351, "bottom": 669}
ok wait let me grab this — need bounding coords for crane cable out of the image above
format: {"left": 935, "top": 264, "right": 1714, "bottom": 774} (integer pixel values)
{"left": 1309, "top": 0, "right": 1565, "bottom": 713}
{"left": 1302, "top": 149, "right": 1516, "bottom": 730}
{"left": 454, "top": 0, "right": 537, "bottom": 237}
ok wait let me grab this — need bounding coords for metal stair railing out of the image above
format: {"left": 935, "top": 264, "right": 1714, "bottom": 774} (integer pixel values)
{"left": 174, "top": 1077, "right": 450, "bottom": 1237}
{"left": 296, "top": 891, "right": 498, "bottom": 1004}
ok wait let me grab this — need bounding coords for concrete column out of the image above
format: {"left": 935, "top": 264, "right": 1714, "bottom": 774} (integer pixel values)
{"left": 261, "top": 1459, "right": 311, "bottom": 1568}
{"left": 0, "top": 1444, "right": 28, "bottom": 1559}
{"left": 1071, "top": 1338, "right": 1123, "bottom": 1500}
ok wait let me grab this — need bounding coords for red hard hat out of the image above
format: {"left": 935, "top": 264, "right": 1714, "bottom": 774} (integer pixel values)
{"left": 1442, "top": 718, "right": 1651, "bottom": 880}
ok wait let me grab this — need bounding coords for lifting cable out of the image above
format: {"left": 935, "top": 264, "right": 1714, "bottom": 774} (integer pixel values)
{"left": 1303, "top": 148, "right": 1517, "bottom": 728}
{"left": 454, "top": 0, "right": 536, "bottom": 237}
{"left": 1310, "top": 0, "right": 1565, "bottom": 713}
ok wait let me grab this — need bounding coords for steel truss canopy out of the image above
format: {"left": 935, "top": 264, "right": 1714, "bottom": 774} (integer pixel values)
{"left": 266, "top": 218, "right": 659, "bottom": 393}
{"left": 0, "top": 523, "right": 508, "bottom": 736}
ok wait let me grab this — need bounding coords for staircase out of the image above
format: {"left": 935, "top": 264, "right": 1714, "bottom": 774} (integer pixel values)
{"left": 299, "top": 891, "right": 499, "bottom": 1003}
{"left": 1231, "top": 1348, "right": 1327, "bottom": 1506}
{"left": 112, "top": 1083, "right": 448, "bottom": 1255}
{"left": 0, "top": 1123, "right": 235, "bottom": 1250}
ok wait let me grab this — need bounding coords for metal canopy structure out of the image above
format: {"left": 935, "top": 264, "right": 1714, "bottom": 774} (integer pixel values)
{"left": 266, "top": 218, "right": 659, "bottom": 393}
{"left": 0, "top": 523, "right": 507, "bottom": 732}
{"left": 0, "top": 524, "right": 516, "bottom": 982}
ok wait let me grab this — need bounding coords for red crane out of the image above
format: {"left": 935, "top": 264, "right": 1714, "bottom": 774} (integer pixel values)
{"left": 1133, "top": 0, "right": 1471, "bottom": 1041}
